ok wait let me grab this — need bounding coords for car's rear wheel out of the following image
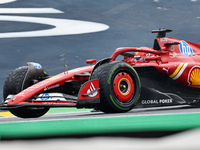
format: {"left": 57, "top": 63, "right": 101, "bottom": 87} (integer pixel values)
{"left": 3, "top": 66, "right": 49, "bottom": 118}
{"left": 90, "top": 61, "right": 141, "bottom": 113}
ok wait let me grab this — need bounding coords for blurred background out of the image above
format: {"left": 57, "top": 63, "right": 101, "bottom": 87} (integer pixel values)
{"left": 1, "top": 0, "right": 200, "bottom": 102}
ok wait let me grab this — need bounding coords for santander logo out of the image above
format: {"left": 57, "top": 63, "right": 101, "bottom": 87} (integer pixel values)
{"left": 44, "top": 84, "right": 59, "bottom": 91}
{"left": 87, "top": 82, "right": 98, "bottom": 97}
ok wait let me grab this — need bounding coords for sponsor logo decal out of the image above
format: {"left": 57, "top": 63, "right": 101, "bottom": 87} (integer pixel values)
{"left": 40, "top": 93, "right": 50, "bottom": 100}
{"left": 188, "top": 66, "right": 200, "bottom": 87}
{"left": 162, "top": 67, "right": 170, "bottom": 73}
{"left": 44, "top": 84, "right": 59, "bottom": 91}
{"left": 142, "top": 99, "right": 172, "bottom": 105}
{"left": 179, "top": 41, "right": 194, "bottom": 55}
{"left": 87, "top": 82, "right": 98, "bottom": 97}
{"left": 169, "top": 52, "right": 177, "bottom": 58}
{"left": 31, "top": 62, "right": 42, "bottom": 69}
{"left": 107, "top": 66, "right": 119, "bottom": 84}
{"left": 169, "top": 63, "right": 188, "bottom": 80}
{"left": 160, "top": 37, "right": 168, "bottom": 42}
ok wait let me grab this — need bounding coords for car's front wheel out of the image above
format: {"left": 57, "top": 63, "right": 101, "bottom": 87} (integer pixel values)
{"left": 90, "top": 61, "right": 141, "bottom": 113}
{"left": 3, "top": 65, "right": 49, "bottom": 118}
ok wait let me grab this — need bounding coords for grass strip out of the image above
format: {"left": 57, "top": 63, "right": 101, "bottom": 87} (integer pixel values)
{"left": 48, "top": 107, "right": 92, "bottom": 113}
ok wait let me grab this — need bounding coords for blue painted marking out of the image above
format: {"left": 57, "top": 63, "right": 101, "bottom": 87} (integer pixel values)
{"left": 10, "top": 95, "right": 15, "bottom": 98}
{"left": 179, "top": 41, "right": 194, "bottom": 55}
{"left": 31, "top": 62, "right": 42, "bottom": 69}
{"left": 41, "top": 93, "right": 50, "bottom": 101}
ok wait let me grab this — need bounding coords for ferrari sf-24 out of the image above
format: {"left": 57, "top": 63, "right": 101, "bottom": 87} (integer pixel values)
{"left": 1, "top": 29, "right": 200, "bottom": 118}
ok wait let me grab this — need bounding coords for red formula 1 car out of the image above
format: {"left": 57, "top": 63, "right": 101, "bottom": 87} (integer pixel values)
{"left": 1, "top": 29, "right": 200, "bottom": 118}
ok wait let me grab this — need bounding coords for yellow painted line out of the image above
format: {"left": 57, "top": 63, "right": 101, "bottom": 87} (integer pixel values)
{"left": 0, "top": 111, "right": 14, "bottom": 117}
{"left": 169, "top": 63, "right": 184, "bottom": 78}
{"left": 172, "top": 63, "right": 188, "bottom": 80}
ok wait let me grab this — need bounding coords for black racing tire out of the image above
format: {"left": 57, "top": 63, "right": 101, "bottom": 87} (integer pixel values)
{"left": 90, "top": 61, "right": 141, "bottom": 113}
{"left": 3, "top": 66, "right": 49, "bottom": 118}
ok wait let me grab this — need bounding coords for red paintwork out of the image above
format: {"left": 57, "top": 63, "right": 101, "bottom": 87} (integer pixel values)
{"left": 113, "top": 72, "right": 134, "bottom": 102}
{"left": 8, "top": 66, "right": 94, "bottom": 105}
{"left": 6, "top": 32, "right": 200, "bottom": 106}
{"left": 111, "top": 36, "right": 200, "bottom": 88}
{"left": 78, "top": 79, "right": 100, "bottom": 100}
{"left": 86, "top": 59, "right": 97, "bottom": 65}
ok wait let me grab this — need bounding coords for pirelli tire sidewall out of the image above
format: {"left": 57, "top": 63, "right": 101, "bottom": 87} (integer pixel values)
{"left": 91, "top": 61, "right": 141, "bottom": 113}
{"left": 105, "top": 62, "right": 141, "bottom": 112}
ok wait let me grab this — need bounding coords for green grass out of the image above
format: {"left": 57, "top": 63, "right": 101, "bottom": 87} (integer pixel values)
{"left": 48, "top": 107, "right": 93, "bottom": 113}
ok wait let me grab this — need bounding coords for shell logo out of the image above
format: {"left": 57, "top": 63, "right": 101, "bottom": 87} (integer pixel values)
{"left": 188, "top": 66, "right": 200, "bottom": 86}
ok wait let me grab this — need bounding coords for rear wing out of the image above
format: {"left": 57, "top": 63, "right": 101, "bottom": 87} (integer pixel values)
{"left": 151, "top": 29, "right": 172, "bottom": 37}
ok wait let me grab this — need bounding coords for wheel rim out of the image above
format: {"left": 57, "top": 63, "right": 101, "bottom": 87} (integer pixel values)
{"left": 113, "top": 72, "right": 135, "bottom": 102}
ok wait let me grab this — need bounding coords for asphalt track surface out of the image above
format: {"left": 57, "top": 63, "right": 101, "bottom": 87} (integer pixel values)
{"left": 1, "top": 0, "right": 200, "bottom": 147}
{"left": 0, "top": 105, "right": 196, "bottom": 123}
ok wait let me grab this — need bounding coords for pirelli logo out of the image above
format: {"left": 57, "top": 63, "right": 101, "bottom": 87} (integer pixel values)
{"left": 169, "top": 63, "right": 188, "bottom": 80}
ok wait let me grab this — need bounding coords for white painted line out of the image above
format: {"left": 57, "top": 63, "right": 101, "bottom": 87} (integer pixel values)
{"left": 133, "top": 105, "right": 191, "bottom": 112}
{"left": 0, "top": 0, "right": 16, "bottom": 4}
{"left": 0, "top": 8, "right": 64, "bottom": 14}
{"left": 0, "top": 15, "right": 109, "bottom": 38}
{"left": 173, "top": 63, "right": 188, "bottom": 80}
